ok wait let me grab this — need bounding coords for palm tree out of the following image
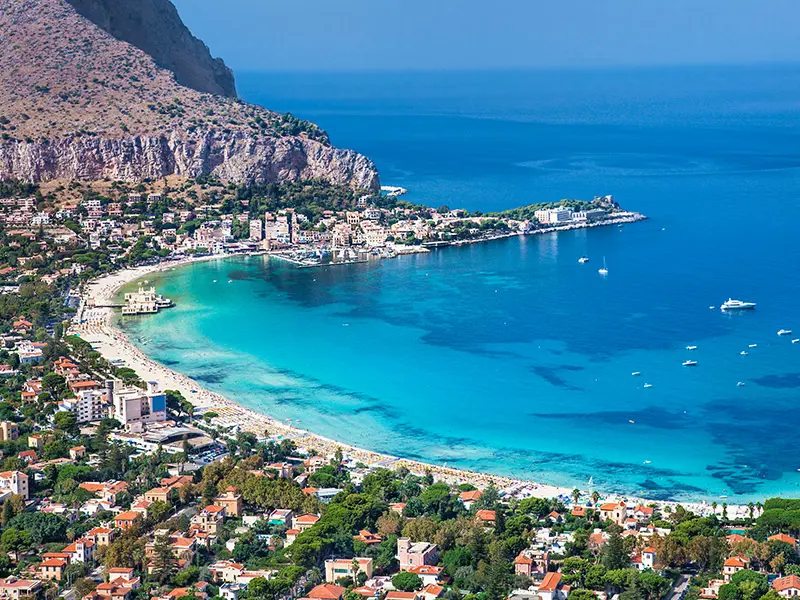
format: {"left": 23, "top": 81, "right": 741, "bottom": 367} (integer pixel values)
{"left": 711, "top": 501, "right": 718, "bottom": 515}
{"left": 722, "top": 503, "right": 728, "bottom": 521}
{"left": 572, "top": 488, "right": 581, "bottom": 505}
{"left": 748, "top": 502, "right": 755, "bottom": 522}
{"left": 591, "top": 490, "right": 600, "bottom": 506}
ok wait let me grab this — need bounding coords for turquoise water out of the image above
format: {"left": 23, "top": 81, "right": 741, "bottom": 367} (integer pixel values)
{"left": 121, "top": 66, "right": 800, "bottom": 502}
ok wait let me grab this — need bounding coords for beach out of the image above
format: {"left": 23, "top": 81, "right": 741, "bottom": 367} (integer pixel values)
{"left": 69, "top": 254, "right": 753, "bottom": 518}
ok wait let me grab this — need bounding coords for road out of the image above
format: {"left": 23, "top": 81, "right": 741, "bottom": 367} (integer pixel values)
{"left": 669, "top": 574, "right": 691, "bottom": 600}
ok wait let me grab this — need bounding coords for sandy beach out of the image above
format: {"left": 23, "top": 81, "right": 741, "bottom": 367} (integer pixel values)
{"left": 69, "top": 254, "right": 752, "bottom": 518}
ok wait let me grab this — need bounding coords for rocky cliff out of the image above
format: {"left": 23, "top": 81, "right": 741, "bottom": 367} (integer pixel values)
{"left": 0, "top": 0, "right": 379, "bottom": 191}
{"left": 64, "top": 0, "right": 237, "bottom": 98}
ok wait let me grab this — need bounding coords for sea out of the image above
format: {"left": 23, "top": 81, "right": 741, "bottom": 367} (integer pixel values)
{"left": 119, "top": 65, "right": 800, "bottom": 503}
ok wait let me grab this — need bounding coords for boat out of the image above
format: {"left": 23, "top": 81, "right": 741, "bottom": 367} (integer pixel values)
{"left": 643, "top": 383, "right": 653, "bottom": 388}
{"left": 628, "top": 419, "right": 635, "bottom": 424}
{"left": 686, "top": 345, "right": 697, "bottom": 350}
{"left": 740, "top": 351, "right": 748, "bottom": 356}
{"left": 578, "top": 256, "right": 590, "bottom": 263}
{"left": 748, "top": 344, "right": 758, "bottom": 348}
{"left": 682, "top": 360, "right": 698, "bottom": 366}
{"left": 778, "top": 329, "right": 793, "bottom": 336}
{"left": 709, "top": 306, "right": 716, "bottom": 310}
{"left": 720, "top": 299, "right": 756, "bottom": 311}
{"left": 598, "top": 257, "right": 608, "bottom": 275}
{"left": 631, "top": 371, "right": 641, "bottom": 376}
{"left": 737, "top": 382, "right": 746, "bottom": 387}
{"left": 793, "top": 339, "right": 800, "bottom": 344}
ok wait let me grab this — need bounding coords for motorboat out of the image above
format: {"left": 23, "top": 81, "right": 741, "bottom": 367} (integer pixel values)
{"left": 631, "top": 371, "right": 641, "bottom": 376}
{"left": 578, "top": 256, "right": 590, "bottom": 263}
{"left": 737, "top": 382, "right": 746, "bottom": 387}
{"left": 643, "top": 383, "right": 653, "bottom": 388}
{"left": 720, "top": 299, "right": 756, "bottom": 311}
{"left": 748, "top": 344, "right": 757, "bottom": 348}
{"left": 682, "top": 360, "right": 698, "bottom": 366}
{"left": 793, "top": 339, "right": 800, "bottom": 344}
{"left": 778, "top": 329, "right": 793, "bottom": 336}
{"left": 740, "top": 351, "right": 748, "bottom": 356}
{"left": 598, "top": 256, "right": 609, "bottom": 275}
{"left": 686, "top": 345, "right": 697, "bottom": 350}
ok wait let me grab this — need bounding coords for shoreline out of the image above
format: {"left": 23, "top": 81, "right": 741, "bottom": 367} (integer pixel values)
{"left": 70, "top": 234, "right": 751, "bottom": 516}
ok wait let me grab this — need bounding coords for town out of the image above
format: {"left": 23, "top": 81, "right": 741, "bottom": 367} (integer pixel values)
{"left": 0, "top": 176, "right": 794, "bottom": 600}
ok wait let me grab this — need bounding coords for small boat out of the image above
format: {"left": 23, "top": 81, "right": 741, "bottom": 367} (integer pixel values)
{"left": 737, "top": 382, "right": 746, "bottom": 387}
{"left": 682, "top": 360, "right": 698, "bottom": 366}
{"left": 748, "top": 343, "right": 758, "bottom": 348}
{"left": 709, "top": 306, "right": 716, "bottom": 309}
{"left": 720, "top": 298, "right": 756, "bottom": 311}
{"left": 778, "top": 329, "right": 793, "bottom": 336}
{"left": 686, "top": 345, "right": 697, "bottom": 350}
{"left": 628, "top": 419, "right": 635, "bottom": 424}
{"left": 793, "top": 339, "right": 800, "bottom": 344}
{"left": 643, "top": 383, "right": 653, "bottom": 388}
{"left": 631, "top": 371, "right": 641, "bottom": 376}
{"left": 598, "top": 257, "right": 609, "bottom": 276}
{"left": 578, "top": 256, "right": 590, "bottom": 263}
{"left": 740, "top": 351, "right": 748, "bottom": 356}
{"left": 643, "top": 460, "right": 651, "bottom": 464}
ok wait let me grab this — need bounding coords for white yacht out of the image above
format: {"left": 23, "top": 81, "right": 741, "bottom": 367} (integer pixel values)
{"left": 792, "top": 339, "right": 800, "bottom": 344}
{"left": 720, "top": 299, "right": 756, "bottom": 311}
{"left": 578, "top": 256, "right": 590, "bottom": 263}
{"left": 682, "top": 360, "right": 698, "bottom": 367}
{"left": 778, "top": 329, "right": 793, "bottom": 336}
{"left": 737, "top": 381, "right": 746, "bottom": 387}
{"left": 740, "top": 351, "right": 748, "bottom": 356}
{"left": 631, "top": 371, "right": 641, "bottom": 376}
{"left": 598, "top": 257, "right": 608, "bottom": 275}
{"left": 643, "top": 383, "right": 653, "bottom": 388}
{"left": 748, "top": 344, "right": 758, "bottom": 348}
{"left": 686, "top": 345, "right": 697, "bottom": 350}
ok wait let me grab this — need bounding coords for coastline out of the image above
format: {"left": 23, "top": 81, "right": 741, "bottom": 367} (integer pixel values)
{"left": 70, "top": 229, "right": 749, "bottom": 516}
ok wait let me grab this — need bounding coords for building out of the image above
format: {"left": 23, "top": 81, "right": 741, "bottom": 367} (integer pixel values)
{"left": 85, "top": 527, "right": 116, "bottom": 547}
{"left": 268, "top": 509, "right": 293, "bottom": 526}
{"left": 0, "top": 577, "right": 42, "bottom": 600}
{"left": 458, "top": 490, "right": 482, "bottom": 510}
{"left": 215, "top": 487, "right": 243, "bottom": 517}
{"left": 538, "top": 573, "right": 569, "bottom": 600}
{"left": 113, "top": 511, "right": 143, "bottom": 531}
{"left": 249, "top": 219, "right": 263, "bottom": 241}
{"left": 307, "top": 584, "right": 345, "bottom": 600}
{"left": 408, "top": 566, "right": 442, "bottom": 586}
{"left": 397, "top": 538, "right": 439, "bottom": 571}
{"left": 475, "top": 509, "right": 496, "bottom": 526}
{"left": 292, "top": 514, "right": 320, "bottom": 532}
{"left": 111, "top": 380, "right": 167, "bottom": 429}
{"left": 0, "top": 471, "right": 28, "bottom": 500}
{"left": 39, "top": 558, "right": 68, "bottom": 581}
{"left": 773, "top": 575, "right": 800, "bottom": 598}
{"left": 769, "top": 533, "right": 797, "bottom": 547}
{"left": 598, "top": 502, "right": 628, "bottom": 526}
{"left": 0, "top": 422, "right": 18, "bottom": 442}
{"left": 69, "top": 445, "right": 86, "bottom": 460}
{"left": 324, "top": 557, "right": 374, "bottom": 583}
{"left": 63, "top": 538, "right": 95, "bottom": 563}
{"left": 534, "top": 208, "right": 573, "bottom": 225}
{"left": 60, "top": 388, "right": 108, "bottom": 423}
{"left": 723, "top": 556, "right": 750, "bottom": 582}
{"left": 192, "top": 505, "right": 226, "bottom": 534}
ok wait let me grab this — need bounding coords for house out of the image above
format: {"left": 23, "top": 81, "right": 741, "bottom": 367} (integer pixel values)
{"left": 421, "top": 585, "right": 444, "bottom": 600}
{"left": 215, "top": 487, "right": 243, "bottom": 517}
{"left": 85, "top": 527, "right": 116, "bottom": 547}
{"left": 632, "top": 505, "right": 655, "bottom": 522}
{"left": 390, "top": 503, "right": 406, "bottom": 514}
{"left": 386, "top": 593, "right": 420, "bottom": 600}
{"left": 599, "top": 502, "right": 628, "bottom": 526}
{"left": 408, "top": 566, "right": 443, "bottom": 586}
{"left": 324, "top": 557, "right": 374, "bottom": 583}
{"left": 571, "top": 506, "right": 586, "bottom": 518}
{"left": 307, "top": 584, "right": 346, "bottom": 600}
{"left": 69, "top": 445, "right": 87, "bottom": 460}
{"left": 39, "top": 558, "right": 68, "bottom": 581}
{"left": 633, "top": 547, "right": 657, "bottom": 571}
{"left": 773, "top": 575, "right": 800, "bottom": 598}
{"left": 209, "top": 561, "right": 246, "bottom": 584}
{"left": 63, "top": 538, "right": 95, "bottom": 563}
{"left": 514, "top": 553, "right": 535, "bottom": 577}
{"left": 397, "top": 538, "right": 439, "bottom": 571}
{"left": 27, "top": 435, "right": 44, "bottom": 450}
{"left": 546, "top": 511, "right": 564, "bottom": 523}
{"left": 0, "top": 577, "right": 42, "bottom": 600}
{"left": 723, "top": 556, "right": 750, "bottom": 582}
{"left": 293, "top": 514, "right": 320, "bottom": 532}
{"left": 538, "top": 572, "right": 569, "bottom": 600}
{"left": 192, "top": 505, "right": 226, "bottom": 534}
{"left": 0, "top": 471, "right": 28, "bottom": 500}
{"left": 268, "top": 508, "right": 293, "bottom": 525}
{"left": 0, "top": 422, "right": 18, "bottom": 442}
{"left": 458, "top": 490, "right": 483, "bottom": 510}
{"left": 144, "top": 487, "right": 173, "bottom": 503}
{"left": 113, "top": 511, "right": 143, "bottom": 530}
{"left": 700, "top": 579, "right": 724, "bottom": 599}
{"left": 475, "top": 509, "right": 496, "bottom": 526}
{"left": 17, "top": 450, "right": 36, "bottom": 463}
{"left": 769, "top": 533, "right": 797, "bottom": 547}
{"left": 220, "top": 584, "right": 248, "bottom": 600}
{"left": 354, "top": 530, "right": 382, "bottom": 545}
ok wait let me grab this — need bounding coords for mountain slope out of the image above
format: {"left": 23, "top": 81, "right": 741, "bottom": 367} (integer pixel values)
{"left": 0, "top": 0, "right": 379, "bottom": 191}
{"left": 64, "top": 0, "right": 237, "bottom": 98}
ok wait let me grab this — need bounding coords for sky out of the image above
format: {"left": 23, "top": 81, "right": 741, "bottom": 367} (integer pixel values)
{"left": 172, "top": 0, "right": 800, "bottom": 72}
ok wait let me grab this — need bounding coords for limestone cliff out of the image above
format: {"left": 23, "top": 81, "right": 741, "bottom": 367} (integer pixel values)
{"left": 0, "top": 0, "right": 380, "bottom": 191}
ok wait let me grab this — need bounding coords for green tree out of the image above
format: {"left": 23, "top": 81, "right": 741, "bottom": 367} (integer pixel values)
{"left": 151, "top": 534, "right": 178, "bottom": 585}
{"left": 53, "top": 410, "right": 79, "bottom": 435}
{"left": 601, "top": 533, "right": 630, "bottom": 570}
{"left": 0, "top": 528, "right": 31, "bottom": 561}
{"left": 391, "top": 572, "right": 423, "bottom": 592}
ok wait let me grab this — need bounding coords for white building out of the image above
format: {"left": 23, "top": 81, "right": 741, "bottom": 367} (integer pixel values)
{"left": 249, "top": 219, "right": 263, "bottom": 241}
{"left": 534, "top": 208, "right": 573, "bottom": 224}
{"left": 112, "top": 380, "right": 167, "bottom": 430}
{"left": 0, "top": 471, "right": 29, "bottom": 500}
{"left": 59, "top": 388, "right": 108, "bottom": 424}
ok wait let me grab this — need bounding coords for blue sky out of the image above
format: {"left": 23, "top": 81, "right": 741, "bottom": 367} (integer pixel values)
{"left": 172, "top": 0, "right": 800, "bottom": 71}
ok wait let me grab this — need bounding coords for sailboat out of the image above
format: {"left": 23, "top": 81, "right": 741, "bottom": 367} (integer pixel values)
{"left": 598, "top": 257, "right": 609, "bottom": 275}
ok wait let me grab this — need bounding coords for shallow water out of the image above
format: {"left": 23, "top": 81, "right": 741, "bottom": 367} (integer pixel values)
{"left": 121, "top": 66, "right": 800, "bottom": 502}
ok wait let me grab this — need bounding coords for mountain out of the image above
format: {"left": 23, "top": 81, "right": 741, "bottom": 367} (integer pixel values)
{"left": 0, "top": 0, "right": 379, "bottom": 191}
{"left": 64, "top": 0, "right": 237, "bottom": 98}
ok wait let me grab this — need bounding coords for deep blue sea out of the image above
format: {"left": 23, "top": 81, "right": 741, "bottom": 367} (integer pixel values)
{"left": 121, "top": 66, "right": 800, "bottom": 502}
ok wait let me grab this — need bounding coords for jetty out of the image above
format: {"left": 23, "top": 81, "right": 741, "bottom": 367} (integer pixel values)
{"left": 121, "top": 284, "right": 174, "bottom": 316}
